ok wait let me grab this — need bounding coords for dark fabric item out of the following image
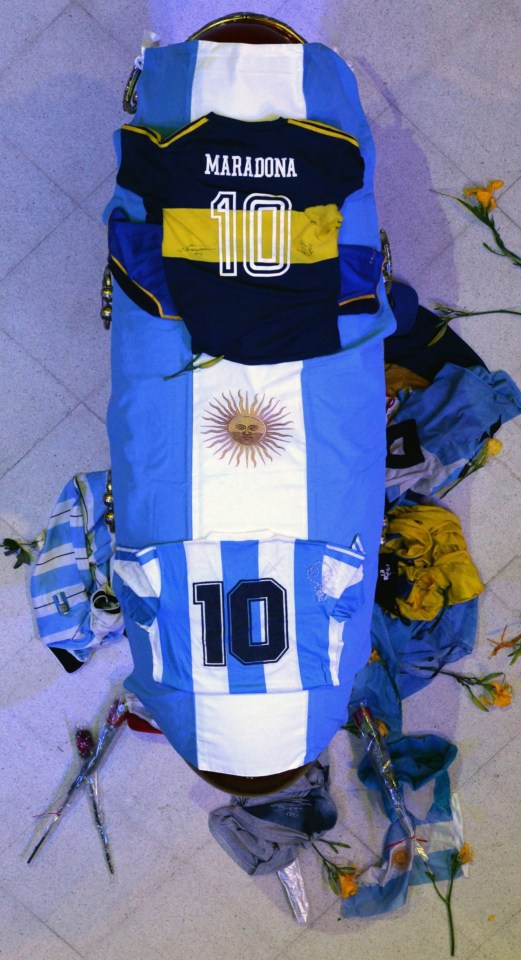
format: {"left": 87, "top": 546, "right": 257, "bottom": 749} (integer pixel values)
{"left": 386, "top": 417, "right": 425, "bottom": 470}
{"left": 49, "top": 646, "right": 84, "bottom": 673}
{"left": 338, "top": 244, "right": 383, "bottom": 314}
{"left": 374, "top": 552, "right": 412, "bottom": 616}
{"left": 117, "top": 113, "right": 364, "bottom": 364}
{"left": 387, "top": 280, "right": 419, "bottom": 335}
{"left": 385, "top": 282, "right": 486, "bottom": 380}
{"left": 358, "top": 734, "right": 457, "bottom": 793}
{"left": 208, "top": 761, "right": 337, "bottom": 875}
{"left": 385, "top": 364, "right": 521, "bottom": 504}
{"left": 108, "top": 213, "right": 179, "bottom": 319}
{"left": 108, "top": 211, "right": 383, "bottom": 324}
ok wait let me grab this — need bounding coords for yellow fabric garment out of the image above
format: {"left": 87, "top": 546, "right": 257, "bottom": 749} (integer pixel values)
{"left": 304, "top": 203, "right": 343, "bottom": 238}
{"left": 381, "top": 504, "right": 484, "bottom": 621}
{"left": 384, "top": 363, "right": 430, "bottom": 397}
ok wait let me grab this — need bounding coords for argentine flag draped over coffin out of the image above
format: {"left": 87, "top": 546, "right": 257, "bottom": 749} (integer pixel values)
{"left": 106, "top": 39, "right": 395, "bottom": 775}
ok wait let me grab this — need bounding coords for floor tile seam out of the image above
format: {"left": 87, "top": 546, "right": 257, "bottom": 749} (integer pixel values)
{"left": 481, "top": 547, "right": 518, "bottom": 589}
{"left": 82, "top": 395, "right": 109, "bottom": 423}
{"left": 387, "top": 4, "right": 517, "bottom": 91}
{"left": 146, "top": 841, "right": 335, "bottom": 937}
{"left": 74, "top": 0, "right": 145, "bottom": 58}
{"left": 14, "top": 898, "right": 88, "bottom": 958}
{"left": 0, "top": 322, "right": 90, "bottom": 409}
{"left": 0, "top": 0, "right": 75, "bottom": 85}
{"left": 412, "top": 222, "right": 474, "bottom": 287}
{"left": 497, "top": 171, "right": 521, "bottom": 200}
{"left": 494, "top": 453, "right": 521, "bottom": 486}
{"left": 480, "top": 579, "right": 521, "bottom": 619}
{"left": 73, "top": 394, "right": 107, "bottom": 427}
{"left": 0, "top": 199, "right": 80, "bottom": 285}
{"left": 265, "top": 916, "right": 310, "bottom": 960}
{"left": 0, "top": 512, "right": 29, "bottom": 539}
{"left": 467, "top": 901, "right": 521, "bottom": 958}
{"left": 506, "top": 413, "right": 521, "bottom": 432}
{"left": 372, "top": 97, "right": 475, "bottom": 186}
{"left": 456, "top": 724, "right": 521, "bottom": 791}
{"left": 0, "top": 127, "right": 79, "bottom": 208}
{"left": 493, "top": 202, "right": 521, "bottom": 239}
{"left": 0, "top": 399, "right": 84, "bottom": 484}
{"left": 349, "top": 8, "right": 476, "bottom": 121}
{"left": 398, "top": 113, "right": 486, "bottom": 188}
{"left": 389, "top": 221, "right": 473, "bottom": 294}
{"left": 79, "top": 171, "right": 118, "bottom": 230}
{"left": 340, "top": 57, "right": 401, "bottom": 123}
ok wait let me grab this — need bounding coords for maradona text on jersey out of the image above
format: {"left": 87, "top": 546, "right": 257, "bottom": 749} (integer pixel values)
{"left": 205, "top": 153, "right": 298, "bottom": 178}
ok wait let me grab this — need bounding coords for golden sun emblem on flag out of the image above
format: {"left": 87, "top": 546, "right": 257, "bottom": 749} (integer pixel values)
{"left": 202, "top": 390, "right": 293, "bottom": 466}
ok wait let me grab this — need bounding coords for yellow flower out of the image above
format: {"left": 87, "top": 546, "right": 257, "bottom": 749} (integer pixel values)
{"left": 463, "top": 179, "right": 504, "bottom": 211}
{"left": 489, "top": 681, "right": 512, "bottom": 707}
{"left": 338, "top": 873, "right": 358, "bottom": 898}
{"left": 485, "top": 437, "right": 503, "bottom": 456}
{"left": 457, "top": 843, "right": 474, "bottom": 865}
{"left": 481, "top": 680, "right": 513, "bottom": 708}
{"left": 368, "top": 649, "right": 382, "bottom": 664}
{"left": 376, "top": 720, "right": 389, "bottom": 738}
{"left": 473, "top": 437, "right": 503, "bottom": 470}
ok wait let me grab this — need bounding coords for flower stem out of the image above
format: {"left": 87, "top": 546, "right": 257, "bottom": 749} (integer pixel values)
{"left": 426, "top": 869, "right": 456, "bottom": 955}
{"left": 487, "top": 223, "right": 521, "bottom": 266}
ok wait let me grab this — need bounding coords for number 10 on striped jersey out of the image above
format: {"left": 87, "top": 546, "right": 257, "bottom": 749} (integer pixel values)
{"left": 210, "top": 191, "right": 292, "bottom": 278}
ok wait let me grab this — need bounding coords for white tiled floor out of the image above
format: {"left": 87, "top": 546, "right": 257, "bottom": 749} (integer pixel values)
{"left": 1, "top": 2, "right": 520, "bottom": 958}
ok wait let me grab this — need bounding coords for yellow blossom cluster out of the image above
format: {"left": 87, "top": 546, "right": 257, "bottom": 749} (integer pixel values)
{"left": 457, "top": 843, "right": 474, "bottom": 865}
{"left": 480, "top": 680, "right": 512, "bottom": 709}
{"left": 338, "top": 872, "right": 359, "bottom": 898}
{"left": 463, "top": 179, "right": 504, "bottom": 211}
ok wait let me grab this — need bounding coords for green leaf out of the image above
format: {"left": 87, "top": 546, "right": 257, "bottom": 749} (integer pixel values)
{"left": 2, "top": 538, "right": 20, "bottom": 550}
{"left": 428, "top": 324, "right": 449, "bottom": 346}
{"left": 326, "top": 842, "right": 340, "bottom": 854}
{"left": 326, "top": 871, "right": 340, "bottom": 896}
{"left": 195, "top": 355, "right": 225, "bottom": 370}
{"left": 482, "top": 242, "right": 503, "bottom": 257}
{"left": 466, "top": 688, "right": 489, "bottom": 712}
{"left": 453, "top": 197, "right": 489, "bottom": 223}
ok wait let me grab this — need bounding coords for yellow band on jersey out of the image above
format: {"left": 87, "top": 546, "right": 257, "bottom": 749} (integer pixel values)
{"left": 121, "top": 117, "right": 209, "bottom": 147}
{"left": 162, "top": 205, "right": 343, "bottom": 265}
{"left": 287, "top": 118, "right": 359, "bottom": 148}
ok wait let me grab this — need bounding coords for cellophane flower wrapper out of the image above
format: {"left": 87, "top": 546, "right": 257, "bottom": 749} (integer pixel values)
{"left": 352, "top": 703, "right": 423, "bottom": 858}
{"left": 28, "top": 697, "right": 127, "bottom": 864}
{"left": 343, "top": 706, "right": 464, "bottom": 918}
{"left": 277, "top": 858, "right": 309, "bottom": 923}
{"left": 75, "top": 725, "right": 115, "bottom": 875}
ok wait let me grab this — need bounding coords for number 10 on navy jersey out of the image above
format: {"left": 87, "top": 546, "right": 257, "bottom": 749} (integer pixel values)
{"left": 210, "top": 192, "right": 292, "bottom": 278}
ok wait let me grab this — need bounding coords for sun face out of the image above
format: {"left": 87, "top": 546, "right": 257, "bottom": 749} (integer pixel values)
{"left": 391, "top": 845, "right": 411, "bottom": 872}
{"left": 201, "top": 390, "right": 293, "bottom": 466}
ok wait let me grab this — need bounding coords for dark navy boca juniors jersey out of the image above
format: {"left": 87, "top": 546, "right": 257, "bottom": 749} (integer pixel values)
{"left": 117, "top": 114, "right": 364, "bottom": 364}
